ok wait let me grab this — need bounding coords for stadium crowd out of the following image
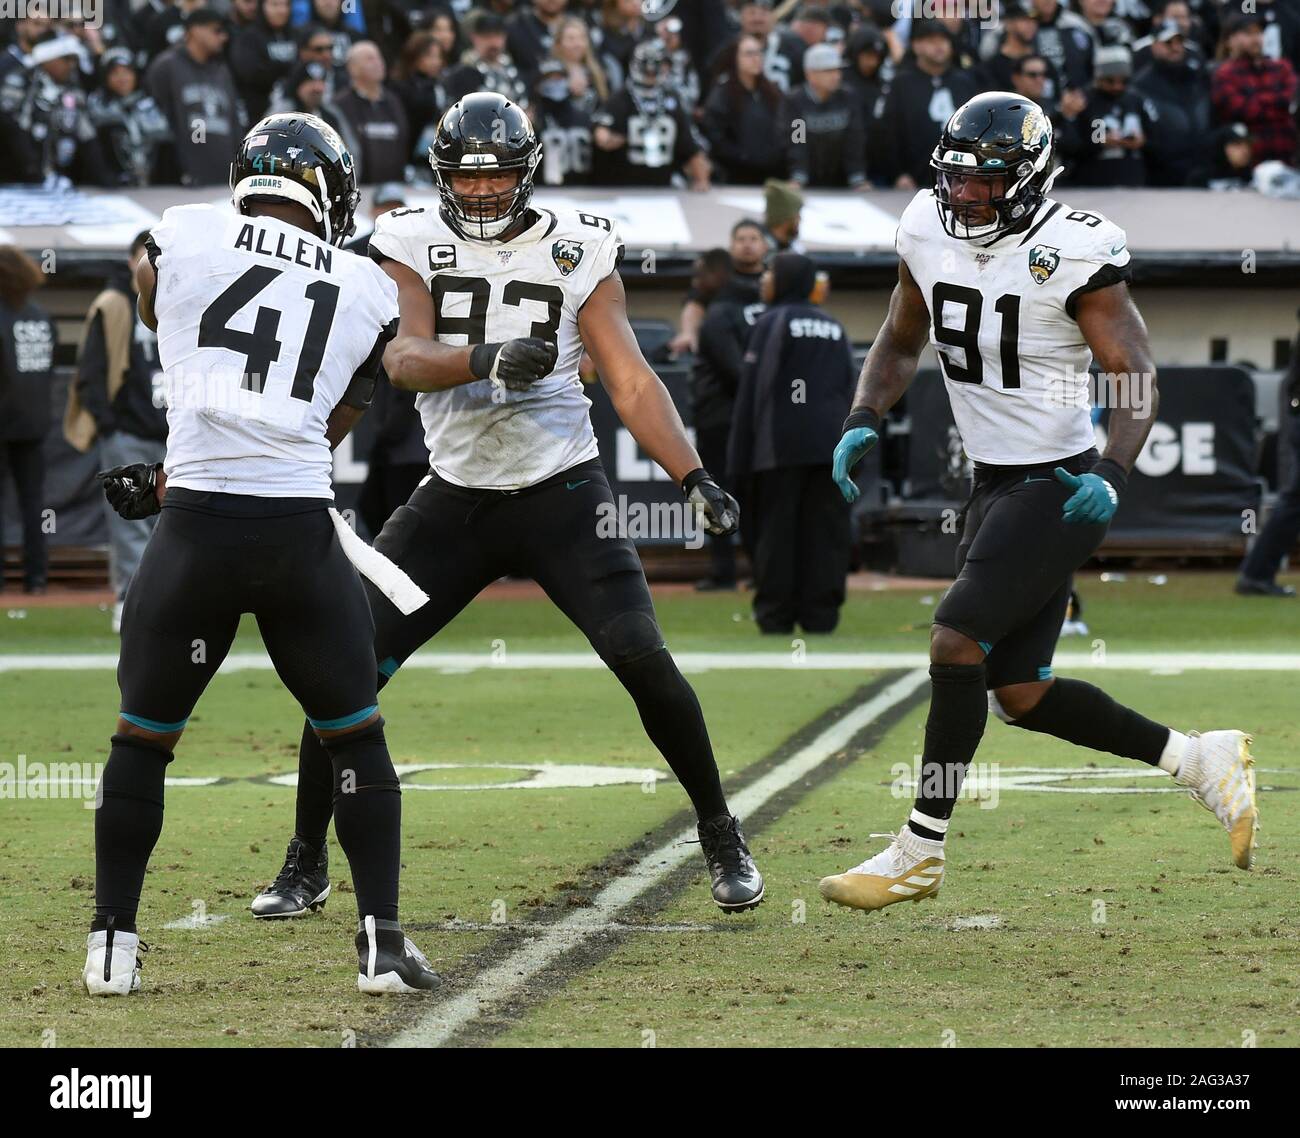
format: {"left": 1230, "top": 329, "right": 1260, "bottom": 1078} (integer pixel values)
{"left": 0, "top": 0, "right": 1297, "bottom": 191}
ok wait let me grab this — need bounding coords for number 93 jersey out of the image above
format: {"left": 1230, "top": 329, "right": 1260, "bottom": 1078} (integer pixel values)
{"left": 897, "top": 190, "right": 1131, "bottom": 466}
{"left": 369, "top": 205, "right": 624, "bottom": 490}
{"left": 149, "top": 203, "right": 399, "bottom": 498}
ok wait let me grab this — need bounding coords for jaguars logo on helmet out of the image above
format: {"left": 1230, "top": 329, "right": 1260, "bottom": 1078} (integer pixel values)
{"left": 230, "top": 113, "right": 360, "bottom": 247}
{"left": 930, "top": 91, "right": 1060, "bottom": 244}
{"left": 429, "top": 93, "right": 541, "bottom": 241}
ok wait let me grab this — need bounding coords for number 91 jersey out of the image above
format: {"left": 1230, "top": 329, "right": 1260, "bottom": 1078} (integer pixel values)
{"left": 897, "top": 190, "right": 1132, "bottom": 466}
{"left": 370, "top": 205, "right": 624, "bottom": 490}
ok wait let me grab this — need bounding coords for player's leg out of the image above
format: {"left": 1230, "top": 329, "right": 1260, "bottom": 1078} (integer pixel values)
{"left": 988, "top": 586, "right": 1258, "bottom": 869}
{"left": 253, "top": 507, "right": 438, "bottom": 991}
{"left": 85, "top": 507, "right": 241, "bottom": 995}
{"left": 255, "top": 477, "right": 502, "bottom": 918}
{"left": 821, "top": 462, "right": 1111, "bottom": 911}
{"left": 513, "top": 462, "right": 763, "bottom": 912}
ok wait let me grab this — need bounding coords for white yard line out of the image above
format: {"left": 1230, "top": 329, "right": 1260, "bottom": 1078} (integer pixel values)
{"left": 3, "top": 651, "right": 1300, "bottom": 673}
{"left": 386, "top": 668, "right": 929, "bottom": 1049}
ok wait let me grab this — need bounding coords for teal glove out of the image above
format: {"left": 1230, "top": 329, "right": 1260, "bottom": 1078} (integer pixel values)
{"left": 1054, "top": 467, "right": 1119, "bottom": 525}
{"left": 832, "top": 427, "right": 879, "bottom": 504}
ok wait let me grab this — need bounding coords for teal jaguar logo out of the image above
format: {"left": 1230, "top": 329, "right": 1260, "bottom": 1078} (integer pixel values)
{"left": 1028, "top": 244, "right": 1060, "bottom": 285}
{"left": 552, "top": 239, "right": 584, "bottom": 276}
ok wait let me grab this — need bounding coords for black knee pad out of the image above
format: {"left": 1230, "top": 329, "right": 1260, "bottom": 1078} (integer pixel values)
{"left": 597, "top": 609, "right": 664, "bottom": 667}
{"left": 101, "top": 734, "right": 174, "bottom": 808}
{"left": 319, "top": 718, "right": 399, "bottom": 793}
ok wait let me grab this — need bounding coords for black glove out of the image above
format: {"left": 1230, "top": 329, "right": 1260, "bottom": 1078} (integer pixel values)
{"left": 682, "top": 468, "right": 739, "bottom": 536}
{"left": 470, "top": 337, "right": 559, "bottom": 391}
{"left": 97, "top": 462, "right": 163, "bottom": 520}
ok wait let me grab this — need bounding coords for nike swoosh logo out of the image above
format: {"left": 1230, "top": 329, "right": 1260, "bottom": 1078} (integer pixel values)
{"left": 1110, "top": 244, "right": 1126, "bottom": 255}
{"left": 566, "top": 480, "right": 590, "bottom": 491}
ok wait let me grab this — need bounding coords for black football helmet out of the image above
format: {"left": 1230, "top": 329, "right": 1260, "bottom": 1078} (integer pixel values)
{"left": 230, "top": 113, "right": 360, "bottom": 246}
{"left": 429, "top": 93, "right": 541, "bottom": 241}
{"left": 930, "top": 91, "right": 1059, "bottom": 243}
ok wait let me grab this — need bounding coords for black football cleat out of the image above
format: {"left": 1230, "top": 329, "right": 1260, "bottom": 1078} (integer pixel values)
{"left": 1235, "top": 576, "right": 1296, "bottom": 597}
{"left": 697, "top": 813, "right": 765, "bottom": 913}
{"left": 250, "top": 836, "right": 331, "bottom": 919}
{"left": 356, "top": 917, "right": 441, "bottom": 994}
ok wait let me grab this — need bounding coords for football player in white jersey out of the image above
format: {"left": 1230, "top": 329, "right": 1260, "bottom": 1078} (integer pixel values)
{"left": 86, "top": 113, "right": 440, "bottom": 995}
{"left": 253, "top": 93, "right": 764, "bottom": 917}
{"left": 821, "top": 92, "right": 1257, "bottom": 912}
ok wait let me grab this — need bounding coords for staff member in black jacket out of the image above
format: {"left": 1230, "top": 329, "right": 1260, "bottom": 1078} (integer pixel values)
{"left": 68, "top": 232, "right": 168, "bottom": 631}
{"left": 0, "top": 246, "right": 56, "bottom": 595}
{"left": 729, "top": 253, "right": 854, "bottom": 634}
{"left": 690, "top": 247, "right": 765, "bottom": 591}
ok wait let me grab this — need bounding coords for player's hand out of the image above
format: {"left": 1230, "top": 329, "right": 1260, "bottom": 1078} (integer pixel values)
{"left": 97, "top": 462, "right": 164, "bottom": 520}
{"left": 682, "top": 469, "right": 739, "bottom": 536}
{"left": 470, "top": 337, "right": 559, "bottom": 391}
{"left": 832, "top": 427, "right": 879, "bottom": 504}
{"left": 1054, "top": 467, "right": 1119, "bottom": 525}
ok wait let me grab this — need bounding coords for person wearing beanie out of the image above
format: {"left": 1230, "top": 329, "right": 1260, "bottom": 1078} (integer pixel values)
{"left": 728, "top": 253, "right": 855, "bottom": 634}
{"left": 763, "top": 177, "right": 805, "bottom": 254}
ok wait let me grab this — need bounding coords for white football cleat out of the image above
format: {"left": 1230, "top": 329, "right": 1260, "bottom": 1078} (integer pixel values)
{"left": 82, "top": 926, "right": 143, "bottom": 996}
{"left": 819, "top": 827, "right": 946, "bottom": 912}
{"left": 1176, "top": 730, "right": 1258, "bottom": 869}
{"left": 355, "top": 916, "right": 440, "bottom": 995}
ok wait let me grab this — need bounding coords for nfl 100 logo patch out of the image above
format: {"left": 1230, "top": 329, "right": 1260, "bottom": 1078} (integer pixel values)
{"left": 552, "top": 239, "right": 584, "bottom": 276}
{"left": 1028, "top": 244, "right": 1060, "bottom": 285}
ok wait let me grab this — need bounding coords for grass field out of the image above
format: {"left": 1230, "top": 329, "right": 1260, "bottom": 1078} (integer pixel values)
{"left": 1, "top": 570, "right": 1296, "bottom": 1048}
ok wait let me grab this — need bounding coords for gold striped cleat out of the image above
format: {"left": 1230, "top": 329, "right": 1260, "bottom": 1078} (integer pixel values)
{"left": 1176, "top": 730, "right": 1258, "bottom": 869}
{"left": 819, "top": 828, "right": 946, "bottom": 912}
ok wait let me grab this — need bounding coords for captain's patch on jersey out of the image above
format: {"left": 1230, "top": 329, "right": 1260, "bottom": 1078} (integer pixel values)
{"left": 1028, "top": 244, "right": 1060, "bottom": 285}
{"left": 428, "top": 243, "right": 457, "bottom": 270}
{"left": 552, "top": 239, "right": 584, "bottom": 276}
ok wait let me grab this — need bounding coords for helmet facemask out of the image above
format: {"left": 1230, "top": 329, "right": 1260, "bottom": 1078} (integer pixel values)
{"left": 431, "top": 151, "right": 539, "bottom": 241}
{"left": 931, "top": 146, "right": 1057, "bottom": 243}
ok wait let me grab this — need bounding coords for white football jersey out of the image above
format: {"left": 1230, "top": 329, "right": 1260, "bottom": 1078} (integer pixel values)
{"left": 369, "top": 204, "right": 623, "bottom": 490}
{"left": 150, "top": 203, "right": 399, "bottom": 498}
{"left": 897, "top": 190, "right": 1131, "bottom": 465}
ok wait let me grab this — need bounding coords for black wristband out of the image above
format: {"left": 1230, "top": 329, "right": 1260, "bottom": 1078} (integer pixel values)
{"left": 681, "top": 468, "right": 711, "bottom": 495}
{"left": 1091, "top": 458, "right": 1128, "bottom": 496}
{"left": 469, "top": 342, "right": 502, "bottom": 380}
{"left": 843, "top": 407, "right": 882, "bottom": 435}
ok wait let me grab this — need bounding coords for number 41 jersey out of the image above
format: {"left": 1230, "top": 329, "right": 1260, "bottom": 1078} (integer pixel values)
{"left": 369, "top": 205, "right": 624, "bottom": 490}
{"left": 149, "top": 202, "right": 399, "bottom": 498}
{"left": 897, "top": 190, "right": 1131, "bottom": 465}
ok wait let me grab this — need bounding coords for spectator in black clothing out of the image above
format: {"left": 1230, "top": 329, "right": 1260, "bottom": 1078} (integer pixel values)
{"left": 88, "top": 49, "right": 173, "bottom": 186}
{"left": 143, "top": 0, "right": 207, "bottom": 63}
{"left": 1185, "top": 120, "right": 1256, "bottom": 187}
{"left": 68, "top": 232, "right": 169, "bottom": 629}
{"left": 428, "top": 9, "right": 464, "bottom": 66}
{"left": 147, "top": 8, "right": 245, "bottom": 186}
{"left": 702, "top": 33, "right": 788, "bottom": 186}
{"left": 729, "top": 252, "right": 854, "bottom": 635}
{"left": 668, "top": 217, "right": 768, "bottom": 358}
{"left": 1077, "top": 0, "right": 1133, "bottom": 49}
{"left": 0, "top": 32, "right": 112, "bottom": 186}
{"left": 688, "top": 248, "right": 749, "bottom": 591}
{"left": 791, "top": 6, "right": 834, "bottom": 50}
{"left": 391, "top": 30, "right": 447, "bottom": 150}
{"left": 443, "top": 9, "right": 530, "bottom": 109}
{"left": 535, "top": 20, "right": 608, "bottom": 186}
{"left": 714, "top": 0, "right": 807, "bottom": 94}
{"left": 1132, "top": 22, "right": 1211, "bottom": 185}
{"left": 508, "top": 0, "right": 568, "bottom": 86}
{"left": 598, "top": 0, "right": 649, "bottom": 89}
{"left": 230, "top": 0, "right": 297, "bottom": 123}
{"left": 843, "top": 23, "right": 888, "bottom": 184}
{"left": 1010, "top": 52, "right": 1054, "bottom": 110}
{"left": 1060, "top": 45, "right": 1149, "bottom": 186}
{"left": 232, "top": 0, "right": 260, "bottom": 30}
{"left": 301, "top": 0, "right": 359, "bottom": 73}
{"left": 1030, "top": 0, "right": 1095, "bottom": 90}
{"left": 0, "top": 15, "right": 52, "bottom": 82}
{"left": 655, "top": 14, "right": 702, "bottom": 115}
{"left": 335, "top": 40, "right": 410, "bottom": 184}
{"left": 273, "top": 59, "right": 360, "bottom": 154}
{"left": 787, "top": 43, "right": 868, "bottom": 189}
{"left": 266, "top": 24, "right": 346, "bottom": 110}
{"left": 0, "top": 247, "right": 56, "bottom": 596}
{"left": 980, "top": 4, "right": 1063, "bottom": 101}
{"left": 592, "top": 39, "right": 710, "bottom": 189}
{"left": 877, "top": 21, "right": 980, "bottom": 189}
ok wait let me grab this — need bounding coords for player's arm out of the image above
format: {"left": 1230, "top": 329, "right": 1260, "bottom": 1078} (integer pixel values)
{"left": 133, "top": 249, "right": 158, "bottom": 331}
{"left": 377, "top": 257, "right": 555, "bottom": 392}
{"left": 1053, "top": 280, "right": 1159, "bottom": 524}
{"left": 579, "top": 272, "right": 737, "bottom": 534}
{"left": 325, "top": 405, "right": 364, "bottom": 449}
{"left": 325, "top": 315, "right": 400, "bottom": 449}
{"left": 832, "top": 258, "right": 930, "bottom": 502}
